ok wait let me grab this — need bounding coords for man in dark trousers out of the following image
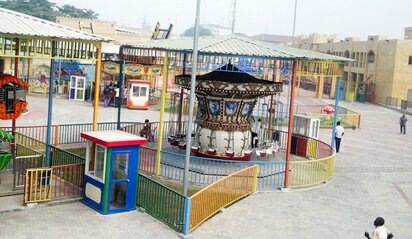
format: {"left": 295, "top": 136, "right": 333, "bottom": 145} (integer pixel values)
{"left": 400, "top": 113, "right": 408, "bottom": 135}
{"left": 335, "top": 121, "right": 344, "bottom": 153}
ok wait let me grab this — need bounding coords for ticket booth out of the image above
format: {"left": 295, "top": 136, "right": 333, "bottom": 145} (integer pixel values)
{"left": 292, "top": 114, "right": 320, "bottom": 139}
{"left": 80, "top": 130, "right": 147, "bottom": 215}
{"left": 127, "top": 80, "right": 150, "bottom": 110}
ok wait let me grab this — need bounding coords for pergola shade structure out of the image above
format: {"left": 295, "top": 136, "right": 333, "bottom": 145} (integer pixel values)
{"left": 0, "top": 8, "right": 110, "bottom": 60}
{"left": 0, "top": 7, "right": 110, "bottom": 165}
{"left": 118, "top": 35, "right": 352, "bottom": 186}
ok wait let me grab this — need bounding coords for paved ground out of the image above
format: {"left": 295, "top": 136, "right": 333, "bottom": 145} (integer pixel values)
{"left": 1, "top": 95, "right": 412, "bottom": 238}
{"left": 0, "top": 95, "right": 166, "bottom": 127}
{"left": 192, "top": 100, "right": 412, "bottom": 239}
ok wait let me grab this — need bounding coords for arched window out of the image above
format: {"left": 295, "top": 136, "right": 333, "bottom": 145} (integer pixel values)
{"left": 368, "top": 51, "right": 375, "bottom": 63}
{"left": 344, "top": 51, "right": 350, "bottom": 65}
{"left": 344, "top": 50, "right": 350, "bottom": 58}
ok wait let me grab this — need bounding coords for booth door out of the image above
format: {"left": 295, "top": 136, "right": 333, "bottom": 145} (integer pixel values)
{"left": 70, "top": 76, "right": 86, "bottom": 101}
{"left": 108, "top": 147, "right": 138, "bottom": 213}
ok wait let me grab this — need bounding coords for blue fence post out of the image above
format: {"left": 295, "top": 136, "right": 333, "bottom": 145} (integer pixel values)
{"left": 183, "top": 197, "right": 191, "bottom": 236}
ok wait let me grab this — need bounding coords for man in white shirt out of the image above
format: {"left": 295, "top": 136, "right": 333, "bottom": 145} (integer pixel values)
{"left": 335, "top": 121, "right": 344, "bottom": 153}
{"left": 251, "top": 118, "right": 262, "bottom": 148}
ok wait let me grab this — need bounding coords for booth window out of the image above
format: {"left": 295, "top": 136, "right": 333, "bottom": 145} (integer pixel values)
{"left": 113, "top": 153, "right": 129, "bottom": 180}
{"left": 132, "top": 86, "right": 148, "bottom": 97}
{"left": 86, "top": 142, "right": 106, "bottom": 181}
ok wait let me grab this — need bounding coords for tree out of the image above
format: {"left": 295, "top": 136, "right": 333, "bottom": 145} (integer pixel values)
{"left": 182, "top": 26, "right": 213, "bottom": 37}
{"left": 57, "top": 5, "right": 99, "bottom": 19}
{"left": 0, "top": 0, "right": 57, "bottom": 21}
{"left": 0, "top": 0, "right": 99, "bottom": 21}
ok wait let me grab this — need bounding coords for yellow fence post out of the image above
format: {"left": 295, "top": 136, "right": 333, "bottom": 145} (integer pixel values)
{"left": 252, "top": 165, "right": 258, "bottom": 193}
{"left": 54, "top": 124, "right": 59, "bottom": 145}
{"left": 156, "top": 52, "right": 168, "bottom": 176}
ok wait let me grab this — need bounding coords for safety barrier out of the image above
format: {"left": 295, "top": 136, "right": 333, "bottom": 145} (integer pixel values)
{"left": 136, "top": 173, "right": 186, "bottom": 233}
{"left": 13, "top": 144, "right": 45, "bottom": 190}
{"left": 14, "top": 132, "right": 47, "bottom": 153}
{"left": 1, "top": 122, "right": 139, "bottom": 145}
{"left": 289, "top": 154, "right": 336, "bottom": 188}
{"left": 51, "top": 163, "right": 84, "bottom": 199}
{"left": 24, "top": 167, "right": 52, "bottom": 204}
{"left": 122, "top": 121, "right": 190, "bottom": 142}
{"left": 295, "top": 105, "right": 361, "bottom": 128}
{"left": 189, "top": 165, "right": 258, "bottom": 232}
{"left": 139, "top": 147, "right": 157, "bottom": 174}
{"left": 159, "top": 151, "right": 285, "bottom": 190}
{"left": 50, "top": 145, "right": 85, "bottom": 166}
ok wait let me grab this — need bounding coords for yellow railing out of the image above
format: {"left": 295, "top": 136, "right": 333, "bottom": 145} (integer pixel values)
{"left": 289, "top": 154, "right": 336, "bottom": 188}
{"left": 189, "top": 165, "right": 258, "bottom": 232}
{"left": 14, "top": 132, "right": 47, "bottom": 153}
{"left": 24, "top": 167, "right": 52, "bottom": 204}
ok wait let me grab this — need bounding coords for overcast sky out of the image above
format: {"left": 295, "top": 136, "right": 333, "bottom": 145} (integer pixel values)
{"left": 53, "top": 0, "right": 412, "bottom": 40}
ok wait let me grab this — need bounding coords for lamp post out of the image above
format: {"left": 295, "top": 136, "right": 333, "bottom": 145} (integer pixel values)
{"left": 183, "top": 0, "right": 201, "bottom": 197}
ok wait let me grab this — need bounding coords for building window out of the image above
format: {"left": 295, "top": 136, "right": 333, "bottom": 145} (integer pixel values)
{"left": 344, "top": 51, "right": 350, "bottom": 65}
{"left": 408, "top": 56, "right": 412, "bottom": 65}
{"left": 368, "top": 51, "right": 375, "bottom": 63}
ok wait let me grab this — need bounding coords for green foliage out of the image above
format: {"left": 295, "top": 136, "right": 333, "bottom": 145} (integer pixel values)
{"left": 0, "top": 0, "right": 57, "bottom": 21}
{"left": 0, "top": 0, "right": 98, "bottom": 21}
{"left": 182, "top": 26, "right": 213, "bottom": 37}
{"left": 57, "top": 4, "right": 99, "bottom": 19}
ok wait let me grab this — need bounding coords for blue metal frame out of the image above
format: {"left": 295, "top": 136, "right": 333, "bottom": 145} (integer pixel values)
{"left": 331, "top": 76, "right": 341, "bottom": 148}
{"left": 46, "top": 41, "right": 57, "bottom": 166}
{"left": 82, "top": 175, "right": 105, "bottom": 212}
{"left": 107, "top": 146, "right": 139, "bottom": 214}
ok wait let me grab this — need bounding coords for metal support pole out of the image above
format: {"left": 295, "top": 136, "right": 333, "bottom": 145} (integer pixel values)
{"left": 117, "top": 60, "right": 125, "bottom": 129}
{"left": 292, "top": 0, "right": 298, "bottom": 46}
{"left": 156, "top": 53, "right": 169, "bottom": 176}
{"left": 57, "top": 60, "right": 62, "bottom": 95}
{"left": 331, "top": 64, "right": 344, "bottom": 149}
{"left": 46, "top": 41, "right": 57, "bottom": 166}
{"left": 183, "top": 0, "right": 201, "bottom": 197}
{"left": 93, "top": 43, "right": 102, "bottom": 131}
{"left": 177, "top": 54, "right": 187, "bottom": 134}
{"left": 11, "top": 39, "right": 20, "bottom": 155}
{"left": 284, "top": 61, "right": 297, "bottom": 188}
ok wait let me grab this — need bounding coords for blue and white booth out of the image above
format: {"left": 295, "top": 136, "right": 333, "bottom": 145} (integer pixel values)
{"left": 80, "top": 130, "right": 147, "bottom": 214}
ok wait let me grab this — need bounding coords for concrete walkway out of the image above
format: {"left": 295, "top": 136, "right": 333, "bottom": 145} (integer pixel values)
{"left": 192, "top": 101, "right": 412, "bottom": 239}
{"left": 1, "top": 96, "right": 411, "bottom": 238}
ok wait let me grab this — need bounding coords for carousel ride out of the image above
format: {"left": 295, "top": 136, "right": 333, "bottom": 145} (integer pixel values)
{"left": 168, "top": 64, "right": 283, "bottom": 161}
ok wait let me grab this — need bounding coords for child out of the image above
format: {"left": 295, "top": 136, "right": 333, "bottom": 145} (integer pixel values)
{"left": 364, "top": 217, "right": 393, "bottom": 239}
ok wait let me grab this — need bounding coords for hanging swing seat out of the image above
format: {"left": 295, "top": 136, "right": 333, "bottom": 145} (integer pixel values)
{"left": 225, "top": 151, "right": 234, "bottom": 157}
{"left": 191, "top": 146, "right": 199, "bottom": 153}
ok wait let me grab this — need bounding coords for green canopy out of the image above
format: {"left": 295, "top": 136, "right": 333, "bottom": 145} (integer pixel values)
{"left": 0, "top": 130, "right": 14, "bottom": 141}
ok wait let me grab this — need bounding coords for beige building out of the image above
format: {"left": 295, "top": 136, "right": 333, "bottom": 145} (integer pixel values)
{"left": 56, "top": 17, "right": 152, "bottom": 46}
{"left": 296, "top": 28, "right": 412, "bottom": 106}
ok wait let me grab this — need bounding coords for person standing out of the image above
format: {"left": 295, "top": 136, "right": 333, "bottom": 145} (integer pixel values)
{"left": 251, "top": 118, "right": 262, "bottom": 148}
{"left": 400, "top": 113, "right": 407, "bottom": 135}
{"left": 335, "top": 121, "right": 344, "bottom": 153}
{"left": 364, "top": 217, "right": 393, "bottom": 239}
{"left": 114, "top": 86, "right": 120, "bottom": 107}
{"left": 103, "top": 83, "right": 111, "bottom": 108}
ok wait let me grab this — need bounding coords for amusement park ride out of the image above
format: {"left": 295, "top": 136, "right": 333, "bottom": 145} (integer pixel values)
{"left": 168, "top": 64, "right": 283, "bottom": 161}
{"left": 0, "top": 74, "right": 28, "bottom": 171}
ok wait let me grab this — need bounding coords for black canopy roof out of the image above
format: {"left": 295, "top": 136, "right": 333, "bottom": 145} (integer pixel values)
{"left": 176, "top": 64, "right": 276, "bottom": 85}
